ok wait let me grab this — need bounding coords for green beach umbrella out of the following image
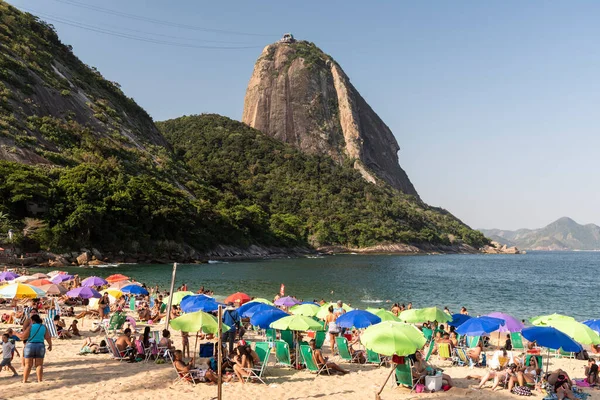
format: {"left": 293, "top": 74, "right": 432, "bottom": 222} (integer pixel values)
{"left": 530, "top": 313, "right": 575, "bottom": 326}
{"left": 270, "top": 314, "right": 324, "bottom": 331}
{"left": 361, "top": 321, "right": 426, "bottom": 357}
{"left": 366, "top": 307, "right": 401, "bottom": 322}
{"left": 169, "top": 310, "right": 229, "bottom": 334}
{"left": 167, "top": 291, "right": 195, "bottom": 306}
{"left": 250, "top": 298, "right": 274, "bottom": 306}
{"left": 316, "top": 302, "right": 353, "bottom": 319}
{"left": 546, "top": 319, "right": 600, "bottom": 345}
{"left": 399, "top": 307, "right": 451, "bottom": 323}
{"left": 290, "top": 303, "right": 320, "bottom": 317}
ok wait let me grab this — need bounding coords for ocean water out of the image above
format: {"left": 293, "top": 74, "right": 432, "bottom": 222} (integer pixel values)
{"left": 36, "top": 251, "right": 599, "bottom": 321}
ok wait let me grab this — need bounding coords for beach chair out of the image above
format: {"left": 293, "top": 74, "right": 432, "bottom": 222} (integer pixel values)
{"left": 395, "top": 360, "right": 417, "bottom": 391}
{"left": 106, "top": 337, "right": 132, "bottom": 362}
{"left": 265, "top": 328, "right": 276, "bottom": 343}
{"left": 437, "top": 343, "right": 451, "bottom": 361}
{"left": 511, "top": 332, "right": 524, "bottom": 350}
{"left": 467, "top": 336, "right": 481, "bottom": 348}
{"left": 424, "top": 340, "right": 435, "bottom": 362}
{"left": 314, "top": 331, "right": 326, "bottom": 349}
{"left": 274, "top": 340, "right": 292, "bottom": 367}
{"left": 44, "top": 316, "right": 59, "bottom": 338}
{"left": 422, "top": 328, "right": 433, "bottom": 343}
{"left": 555, "top": 348, "right": 575, "bottom": 359}
{"left": 335, "top": 337, "right": 360, "bottom": 363}
{"left": 280, "top": 330, "right": 294, "bottom": 348}
{"left": 103, "top": 312, "right": 126, "bottom": 335}
{"left": 453, "top": 347, "right": 469, "bottom": 366}
{"left": 366, "top": 349, "right": 384, "bottom": 366}
{"left": 300, "top": 345, "right": 330, "bottom": 376}
{"left": 243, "top": 342, "right": 269, "bottom": 384}
{"left": 135, "top": 339, "right": 152, "bottom": 362}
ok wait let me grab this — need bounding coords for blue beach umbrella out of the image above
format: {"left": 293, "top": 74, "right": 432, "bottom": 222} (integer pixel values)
{"left": 120, "top": 284, "right": 149, "bottom": 295}
{"left": 448, "top": 313, "right": 472, "bottom": 327}
{"left": 180, "top": 295, "right": 222, "bottom": 313}
{"left": 522, "top": 326, "right": 583, "bottom": 352}
{"left": 250, "top": 309, "right": 288, "bottom": 329}
{"left": 583, "top": 320, "right": 600, "bottom": 334}
{"left": 337, "top": 310, "right": 382, "bottom": 329}
{"left": 237, "top": 300, "right": 263, "bottom": 316}
{"left": 456, "top": 316, "right": 505, "bottom": 336}
{"left": 240, "top": 303, "right": 278, "bottom": 318}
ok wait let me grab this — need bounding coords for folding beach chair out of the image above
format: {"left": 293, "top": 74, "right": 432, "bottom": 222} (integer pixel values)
{"left": 437, "top": 343, "right": 451, "bottom": 361}
{"left": 44, "top": 316, "right": 59, "bottom": 338}
{"left": 424, "top": 340, "right": 435, "bottom": 362}
{"left": 366, "top": 349, "right": 384, "bottom": 366}
{"left": 335, "top": 336, "right": 360, "bottom": 363}
{"left": 265, "top": 328, "right": 276, "bottom": 343}
{"left": 280, "top": 330, "right": 294, "bottom": 348}
{"left": 243, "top": 342, "right": 270, "bottom": 384}
{"left": 467, "top": 336, "right": 481, "bottom": 348}
{"left": 314, "top": 331, "right": 326, "bottom": 349}
{"left": 395, "top": 359, "right": 417, "bottom": 391}
{"left": 555, "top": 348, "right": 575, "bottom": 359}
{"left": 300, "top": 345, "right": 330, "bottom": 376}
{"left": 103, "top": 312, "right": 126, "bottom": 336}
{"left": 511, "top": 332, "right": 524, "bottom": 350}
{"left": 106, "top": 337, "right": 133, "bottom": 362}
{"left": 453, "top": 347, "right": 469, "bottom": 366}
{"left": 135, "top": 339, "right": 152, "bottom": 362}
{"left": 274, "top": 340, "right": 292, "bottom": 367}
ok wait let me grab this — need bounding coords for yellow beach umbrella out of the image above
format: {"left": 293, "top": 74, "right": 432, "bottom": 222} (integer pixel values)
{"left": 101, "top": 288, "right": 124, "bottom": 299}
{"left": 167, "top": 291, "right": 194, "bottom": 305}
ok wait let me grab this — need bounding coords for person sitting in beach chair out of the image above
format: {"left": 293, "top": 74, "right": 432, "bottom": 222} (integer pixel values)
{"left": 585, "top": 359, "right": 598, "bottom": 385}
{"left": 412, "top": 350, "right": 453, "bottom": 387}
{"left": 159, "top": 329, "right": 176, "bottom": 353}
{"left": 173, "top": 350, "right": 228, "bottom": 384}
{"left": 469, "top": 363, "right": 517, "bottom": 390}
{"left": 467, "top": 339, "right": 483, "bottom": 365}
{"left": 53, "top": 315, "right": 71, "bottom": 339}
{"left": 513, "top": 355, "right": 541, "bottom": 388}
{"left": 232, "top": 342, "right": 255, "bottom": 383}
{"left": 309, "top": 339, "right": 349, "bottom": 375}
{"left": 115, "top": 328, "right": 135, "bottom": 359}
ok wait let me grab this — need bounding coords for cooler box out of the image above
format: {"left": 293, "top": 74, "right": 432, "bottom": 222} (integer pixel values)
{"left": 425, "top": 375, "right": 442, "bottom": 392}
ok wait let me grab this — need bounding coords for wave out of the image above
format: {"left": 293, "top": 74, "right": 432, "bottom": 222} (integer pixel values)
{"left": 362, "top": 299, "right": 384, "bottom": 303}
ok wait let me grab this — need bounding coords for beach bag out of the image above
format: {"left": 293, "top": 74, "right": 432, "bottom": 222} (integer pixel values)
{"left": 415, "top": 383, "right": 425, "bottom": 393}
{"left": 512, "top": 386, "right": 532, "bottom": 396}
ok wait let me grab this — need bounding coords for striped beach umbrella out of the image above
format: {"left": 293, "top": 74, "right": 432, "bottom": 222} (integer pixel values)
{"left": 0, "top": 283, "right": 46, "bottom": 299}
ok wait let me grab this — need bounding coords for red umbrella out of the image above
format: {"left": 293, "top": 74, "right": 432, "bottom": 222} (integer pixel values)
{"left": 224, "top": 292, "right": 251, "bottom": 305}
{"left": 106, "top": 274, "right": 129, "bottom": 283}
{"left": 29, "top": 279, "right": 53, "bottom": 287}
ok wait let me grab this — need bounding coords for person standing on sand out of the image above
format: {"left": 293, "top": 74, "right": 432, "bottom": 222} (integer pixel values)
{"left": 17, "top": 314, "right": 52, "bottom": 383}
{"left": 222, "top": 303, "right": 240, "bottom": 355}
{"left": 325, "top": 305, "right": 340, "bottom": 353}
{"left": 1, "top": 333, "right": 19, "bottom": 377}
{"left": 98, "top": 293, "right": 110, "bottom": 320}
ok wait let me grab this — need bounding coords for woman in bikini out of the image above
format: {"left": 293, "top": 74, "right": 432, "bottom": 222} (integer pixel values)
{"left": 325, "top": 305, "right": 339, "bottom": 353}
{"left": 232, "top": 344, "right": 254, "bottom": 383}
{"left": 514, "top": 356, "right": 540, "bottom": 388}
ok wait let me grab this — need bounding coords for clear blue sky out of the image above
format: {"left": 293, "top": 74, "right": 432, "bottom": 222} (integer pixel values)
{"left": 9, "top": 0, "right": 600, "bottom": 230}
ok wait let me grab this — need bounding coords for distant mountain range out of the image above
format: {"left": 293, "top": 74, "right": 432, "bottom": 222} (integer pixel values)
{"left": 480, "top": 217, "right": 600, "bottom": 251}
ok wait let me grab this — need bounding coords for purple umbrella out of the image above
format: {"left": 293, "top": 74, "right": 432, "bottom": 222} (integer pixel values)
{"left": 274, "top": 296, "right": 300, "bottom": 307}
{"left": 51, "top": 274, "right": 73, "bottom": 284}
{"left": 0, "top": 271, "right": 19, "bottom": 281}
{"left": 66, "top": 286, "right": 101, "bottom": 299}
{"left": 81, "top": 276, "right": 108, "bottom": 287}
{"left": 486, "top": 312, "right": 525, "bottom": 333}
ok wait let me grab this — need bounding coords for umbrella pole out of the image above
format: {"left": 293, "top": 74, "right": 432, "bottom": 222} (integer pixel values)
{"left": 164, "top": 262, "right": 178, "bottom": 328}
{"left": 193, "top": 331, "right": 199, "bottom": 362}
{"left": 217, "top": 305, "right": 223, "bottom": 400}
{"left": 376, "top": 363, "right": 396, "bottom": 400}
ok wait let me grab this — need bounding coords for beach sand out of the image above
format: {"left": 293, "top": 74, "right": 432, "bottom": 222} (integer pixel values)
{"left": 1, "top": 309, "right": 597, "bottom": 400}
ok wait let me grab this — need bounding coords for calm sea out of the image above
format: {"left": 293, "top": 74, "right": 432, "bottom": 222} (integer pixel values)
{"left": 33, "top": 251, "right": 599, "bottom": 321}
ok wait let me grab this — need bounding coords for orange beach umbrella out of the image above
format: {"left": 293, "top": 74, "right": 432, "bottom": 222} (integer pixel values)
{"left": 106, "top": 274, "right": 129, "bottom": 283}
{"left": 29, "top": 279, "right": 53, "bottom": 287}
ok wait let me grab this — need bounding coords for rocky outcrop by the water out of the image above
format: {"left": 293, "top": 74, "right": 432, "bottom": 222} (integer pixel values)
{"left": 318, "top": 242, "right": 481, "bottom": 255}
{"left": 482, "top": 241, "right": 522, "bottom": 254}
{"left": 242, "top": 40, "right": 419, "bottom": 197}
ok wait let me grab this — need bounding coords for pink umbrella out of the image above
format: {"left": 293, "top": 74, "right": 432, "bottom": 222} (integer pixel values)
{"left": 274, "top": 296, "right": 300, "bottom": 307}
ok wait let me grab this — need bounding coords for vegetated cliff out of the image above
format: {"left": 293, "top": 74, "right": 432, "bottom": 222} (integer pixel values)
{"left": 242, "top": 40, "right": 419, "bottom": 197}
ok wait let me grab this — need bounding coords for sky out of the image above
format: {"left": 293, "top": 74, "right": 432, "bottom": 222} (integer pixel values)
{"left": 8, "top": 0, "right": 600, "bottom": 230}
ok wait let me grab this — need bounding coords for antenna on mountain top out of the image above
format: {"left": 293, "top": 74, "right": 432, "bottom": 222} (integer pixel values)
{"left": 280, "top": 33, "right": 295, "bottom": 43}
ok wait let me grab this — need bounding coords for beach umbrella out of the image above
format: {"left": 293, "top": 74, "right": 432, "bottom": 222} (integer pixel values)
{"left": 0, "top": 271, "right": 19, "bottom": 281}
{"left": 361, "top": 321, "right": 426, "bottom": 357}
{"left": 240, "top": 303, "right": 278, "bottom": 318}
{"left": 109, "top": 280, "right": 141, "bottom": 289}
{"left": 366, "top": 308, "right": 401, "bottom": 322}
{"left": 39, "top": 283, "right": 67, "bottom": 295}
{"left": 106, "top": 274, "right": 129, "bottom": 283}
{"left": 166, "top": 291, "right": 194, "bottom": 306}
{"left": 530, "top": 313, "right": 575, "bottom": 326}
{"left": 274, "top": 296, "right": 300, "bottom": 307}
{"left": 180, "top": 295, "right": 222, "bottom": 313}
{"left": 290, "top": 303, "right": 320, "bottom": 317}
{"left": 121, "top": 284, "right": 149, "bottom": 295}
{"left": 15, "top": 275, "right": 36, "bottom": 283}
{"left": 337, "top": 310, "right": 382, "bottom": 329}
{"left": 0, "top": 283, "right": 46, "bottom": 299}
{"left": 448, "top": 313, "right": 472, "bottom": 327}
{"left": 81, "top": 276, "right": 108, "bottom": 287}
{"left": 270, "top": 314, "right": 324, "bottom": 331}
{"left": 522, "top": 326, "right": 583, "bottom": 375}
{"left": 545, "top": 319, "right": 600, "bottom": 345}
{"left": 30, "top": 273, "right": 49, "bottom": 279}
{"left": 224, "top": 292, "right": 251, "bottom": 305}
{"left": 583, "top": 320, "right": 600, "bottom": 334}
{"left": 455, "top": 316, "right": 505, "bottom": 336}
{"left": 169, "top": 310, "right": 229, "bottom": 334}
{"left": 399, "top": 307, "right": 451, "bottom": 323}
{"left": 66, "top": 286, "right": 101, "bottom": 299}
{"left": 249, "top": 298, "right": 274, "bottom": 306}
{"left": 47, "top": 270, "right": 67, "bottom": 277}
{"left": 250, "top": 309, "right": 288, "bottom": 329}
{"left": 486, "top": 312, "right": 525, "bottom": 333}
{"left": 51, "top": 274, "right": 73, "bottom": 283}
{"left": 28, "top": 279, "right": 53, "bottom": 287}
{"left": 316, "top": 302, "right": 353, "bottom": 319}
{"left": 101, "top": 288, "right": 124, "bottom": 299}
{"left": 237, "top": 300, "right": 263, "bottom": 316}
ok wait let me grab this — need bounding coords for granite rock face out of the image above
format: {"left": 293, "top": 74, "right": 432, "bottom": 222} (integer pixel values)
{"left": 242, "top": 41, "right": 418, "bottom": 197}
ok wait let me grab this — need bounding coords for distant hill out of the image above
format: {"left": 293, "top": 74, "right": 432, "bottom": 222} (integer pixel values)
{"left": 480, "top": 217, "right": 600, "bottom": 250}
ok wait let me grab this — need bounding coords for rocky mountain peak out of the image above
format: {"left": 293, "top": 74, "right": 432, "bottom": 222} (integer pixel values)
{"left": 242, "top": 39, "right": 419, "bottom": 197}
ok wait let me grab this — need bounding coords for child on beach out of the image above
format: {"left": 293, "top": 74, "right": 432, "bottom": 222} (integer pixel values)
{"left": 1, "top": 333, "right": 19, "bottom": 377}
{"left": 181, "top": 332, "right": 189, "bottom": 359}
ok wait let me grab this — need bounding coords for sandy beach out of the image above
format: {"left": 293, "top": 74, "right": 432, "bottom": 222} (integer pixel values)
{"left": 1, "top": 307, "right": 597, "bottom": 400}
